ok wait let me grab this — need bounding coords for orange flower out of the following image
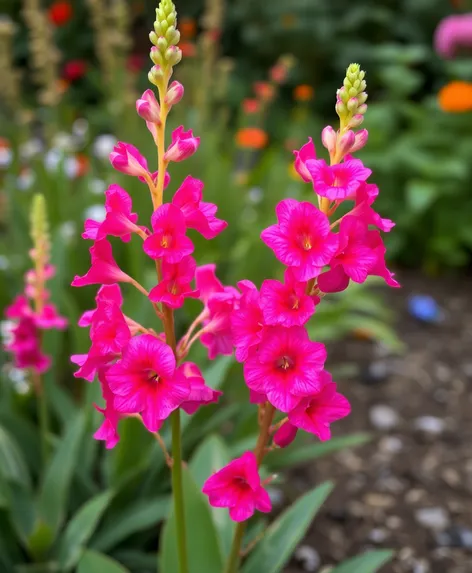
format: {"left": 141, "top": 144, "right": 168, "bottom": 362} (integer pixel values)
{"left": 438, "top": 81, "right": 472, "bottom": 112}
{"left": 236, "top": 127, "right": 268, "bottom": 150}
{"left": 180, "top": 17, "right": 197, "bottom": 40}
{"left": 242, "top": 98, "right": 260, "bottom": 115}
{"left": 75, "top": 153, "right": 90, "bottom": 177}
{"left": 253, "top": 81, "right": 275, "bottom": 102}
{"left": 180, "top": 41, "right": 197, "bottom": 58}
{"left": 294, "top": 84, "right": 314, "bottom": 102}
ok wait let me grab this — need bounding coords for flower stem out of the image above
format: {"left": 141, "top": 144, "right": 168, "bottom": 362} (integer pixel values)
{"left": 224, "top": 403, "right": 276, "bottom": 573}
{"left": 32, "top": 370, "right": 49, "bottom": 466}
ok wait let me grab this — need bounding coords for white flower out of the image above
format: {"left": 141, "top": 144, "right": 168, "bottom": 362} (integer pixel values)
{"left": 19, "top": 138, "right": 44, "bottom": 160}
{"left": 0, "top": 255, "right": 9, "bottom": 270}
{"left": 59, "top": 221, "right": 76, "bottom": 241}
{"left": 84, "top": 204, "right": 106, "bottom": 222}
{"left": 0, "top": 147, "right": 13, "bottom": 169}
{"left": 44, "top": 149, "right": 64, "bottom": 172}
{"left": 52, "top": 132, "right": 76, "bottom": 152}
{"left": 89, "top": 178, "right": 107, "bottom": 195}
{"left": 8, "top": 367, "right": 30, "bottom": 395}
{"left": 0, "top": 320, "right": 15, "bottom": 344}
{"left": 64, "top": 156, "right": 79, "bottom": 179}
{"left": 93, "top": 134, "right": 117, "bottom": 160}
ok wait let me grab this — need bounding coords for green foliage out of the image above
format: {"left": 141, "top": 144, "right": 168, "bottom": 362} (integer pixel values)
{"left": 330, "top": 550, "right": 395, "bottom": 572}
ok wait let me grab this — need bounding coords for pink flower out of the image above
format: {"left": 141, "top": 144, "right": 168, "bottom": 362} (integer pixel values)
{"left": 349, "top": 183, "right": 395, "bottom": 233}
{"left": 434, "top": 14, "right": 472, "bottom": 59}
{"left": 201, "top": 290, "right": 240, "bottom": 359}
{"left": 195, "top": 264, "right": 225, "bottom": 303}
{"left": 5, "top": 295, "right": 31, "bottom": 319}
{"left": 231, "top": 280, "right": 265, "bottom": 363}
{"left": 78, "top": 284, "right": 123, "bottom": 327}
{"left": 179, "top": 362, "right": 222, "bottom": 414}
{"left": 202, "top": 451, "right": 272, "bottom": 522}
{"left": 143, "top": 204, "right": 194, "bottom": 263}
{"left": 261, "top": 199, "right": 339, "bottom": 281}
{"left": 288, "top": 371, "right": 351, "bottom": 441}
{"left": 72, "top": 239, "right": 133, "bottom": 287}
{"left": 106, "top": 334, "right": 190, "bottom": 432}
{"left": 306, "top": 156, "right": 371, "bottom": 201}
{"left": 6, "top": 317, "right": 51, "bottom": 373}
{"left": 260, "top": 268, "right": 315, "bottom": 327}
{"left": 110, "top": 142, "right": 150, "bottom": 178}
{"left": 35, "top": 303, "right": 68, "bottom": 330}
{"left": 293, "top": 138, "right": 316, "bottom": 182}
{"left": 136, "top": 89, "right": 161, "bottom": 123}
{"left": 82, "top": 185, "right": 143, "bottom": 243}
{"left": 244, "top": 326, "right": 326, "bottom": 412}
{"left": 148, "top": 256, "right": 199, "bottom": 308}
{"left": 94, "top": 370, "right": 122, "bottom": 449}
{"left": 172, "top": 176, "right": 227, "bottom": 239}
{"left": 165, "top": 81, "right": 184, "bottom": 106}
{"left": 163, "top": 126, "right": 200, "bottom": 162}
{"left": 273, "top": 420, "right": 298, "bottom": 448}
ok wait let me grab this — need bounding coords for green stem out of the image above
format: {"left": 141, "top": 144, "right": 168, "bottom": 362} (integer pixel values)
{"left": 224, "top": 522, "right": 246, "bottom": 573}
{"left": 34, "top": 372, "right": 49, "bottom": 466}
{"left": 170, "top": 409, "right": 188, "bottom": 573}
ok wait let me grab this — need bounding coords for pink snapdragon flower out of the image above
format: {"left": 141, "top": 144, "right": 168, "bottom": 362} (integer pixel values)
{"left": 287, "top": 371, "right": 351, "bottom": 441}
{"left": 82, "top": 185, "right": 143, "bottom": 242}
{"left": 143, "top": 203, "right": 194, "bottom": 263}
{"left": 106, "top": 334, "right": 190, "bottom": 432}
{"left": 348, "top": 182, "right": 395, "bottom": 233}
{"left": 72, "top": 239, "right": 133, "bottom": 287}
{"left": 163, "top": 126, "right": 200, "bottom": 162}
{"left": 293, "top": 138, "right": 316, "bottom": 182}
{"left": 110, "top": 142, "right": 151, "bottom": 179}
{"left": 6, "top": 317, "right": 51, "bottom": 373}
{"left": 231, "top": 280, "right": 265, "bottom": 362}
{"left": 261, "top": 199, "right": 338, "bottom": 281}
{"left": 244, "top": 326, "right": 326, "bottom": 412}
{"left": 172, "top": 176, "right": 227, "bottom": 239}
{"left": 148, "top": 256, "right": 199, "bottom": 308}
{"left": 179, "top": 362, "right": 222, "bottom": 414}
{"left": 434, "top": 14, "right": 472, "bottom": 59}
{"left": 202, "top": 451, "right": 272, "bottom": 522}
{"left": 306, "top": 156, "right": 372, "bottom": 201}
{"left": 165, "top": 81, "right": 184, "bottom": 106}
{"left": 94, "top": 370, "right": 122, "bottom": 449}
{"left": 136, "top": 89, "right": 161, "bottom": 123}
{"left": 260, "top": 268, "right": 316, "bottom": 327}
{"left": 35, "top": 303, "right": 68, "bottom": 329}
{"left": 78, "top": 284, "right": 123, "bottom": 327}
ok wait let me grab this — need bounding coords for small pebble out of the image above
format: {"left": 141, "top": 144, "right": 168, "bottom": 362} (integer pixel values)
{"left": 379, "top": 436, "right": 403, "bottom": 454}
{"left": 364, "top": 493, "right": 395, "bottom": 508}
{"left": 412, "top": 558, "right": 430, "bottom": 573}
{"left": 386, "top": 515, "right": 403, "bottom": 529}
{"left": 368, "top": 527, "right": 389, "bottom": 543}
{"left": 294, "top": 546, "right": 320, "bottom": 572}
{"left": 369, "top": 405, "right": 400, "bottom": 431}
{"left": 435, "top": 526, "right": 472, "bottom": 549}
{"left": 414, "top": 416, "right": 446, "bottom": 435}
{"left": 415, "top": 507, "right": 450, "bottom": 531}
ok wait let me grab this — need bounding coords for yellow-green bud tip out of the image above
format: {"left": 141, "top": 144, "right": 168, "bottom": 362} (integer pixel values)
{"left": 336, "top": 63, "right": 368, "bottom": 129}
{"left": 30, "top": 194, "right": 50, "bottom": 259}
{"left": 148, "top": 0, "right": 181, "bottom": 85}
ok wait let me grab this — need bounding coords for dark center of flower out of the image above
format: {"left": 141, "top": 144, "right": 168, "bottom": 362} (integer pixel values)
{"left": 276, "top": 355, "right": 294, "bottom": 371}
{"left": 300, "top": 234, "right": 312, "bottom": 251}
{"left": 147, "top": 369, "right": 160, "bottom": 383}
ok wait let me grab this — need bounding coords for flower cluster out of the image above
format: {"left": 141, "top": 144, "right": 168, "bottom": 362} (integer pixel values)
{"left": 72, "top": 1, "right": 227, "bottom": 450}
{"left": 202, "top": 64, "right": 399, "bottom": 523}
{"left": 4, "top": 195, "right": 67, "bottom": 375}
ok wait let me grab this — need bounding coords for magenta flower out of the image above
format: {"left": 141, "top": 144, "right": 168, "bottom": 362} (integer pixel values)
{"left": 163, "top": 126, "right": 200, "bottom": 162}
{"left": 172, "top": 176, "right": 227, "bottom": 239}
{"left": 143, "top": 203, "right": 194, "bottom": 263}
{"left": 165, "top": 81, "right": 184, "bottom": 106}
{"left": 244, "top": 326, "right": 326, "bottom": 412}
{"left": 202, "top": 451, "right": 272, "bottom": 522}
{"left": 72, "top": 239, "right": 133, "bottom": 287}
{"left": 5, "top": 295, "right": 32, "bottom": 319}
{"left": 288, "top": 371, "right": 351, "bottom": 441}
{"left": 195, "top": 264, "right": 225, "bottom": 303}
{"left": 348, "top": 183, "right": 395, "bottom": 233}
{"left": 179, "top": 362, "right": 222, "bottom": 415}
{"left": 306, "top": 156, "right": 372, "bottom": 201}
{"left": 6, "top": 317, "right": 51, "bottom": 373}
{"left": 293, "top": 138, "right": 316, "bottom": 182}
{"left": 94, "top": 370, "right": 122, "bottom": 449}
{"left": 78, "top": 284, "right": 123, "bottom": 328}
{"left": 261, "top": 199, "right": 339, "bottom": 281}
{"left": 106, "top": 334, "right": 190, "bottom": 432}
{"left": 434, "top": 14, "right": 472, "bottom": 59}
{"left": 148, "top": 256, "right": 199, "bottom": 308}
{"left": 110, "top": 142, "right": 150, "bottom": 178}
{"left": 231, "top": 280, "right": 265, "bottom": 363}
{"left": 201, "top": 290, "right": 240, "bottom": 359}
{"left": 83, "top": 185, "right": 143, "bottom": 243}
{"left": 136, "top": 89, "right": 161, "bottom": 123}
{"left": 273, "top": 420, "right": 298, "bottom": 448}
{"left": 260, "top": 268, "right": 316, "bottom": 327}
{"left": 35, "top": 303, "right": 68, "bottom": 329}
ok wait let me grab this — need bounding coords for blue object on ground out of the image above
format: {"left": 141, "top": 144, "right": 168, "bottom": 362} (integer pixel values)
{"left": 408, "top": 295, "right": 441, "bottom": 323}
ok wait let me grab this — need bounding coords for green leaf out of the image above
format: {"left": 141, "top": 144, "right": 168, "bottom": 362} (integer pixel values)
{"left": 330, "top": 550, "right": 394, "bottom": 573}
{"left": 406, "top": 180, "right": 438, "bottom": 214}
{"left": 242, "top": 482, "right": 334, "bottom": 573}
{"left": 0, "top": 425, "right": 31, "bottom": 488}
{"left": 77, "top": 549, "right": 130, "bottom": 573}
{"left": 160, "top": 468, "right": 224, "bottom": 573}
{"left": 92, "top": 496, "right": 169, "bottom": 552}
{"left": 265, "top": 433, "right": 371, "bottom": 470}
{"left": 56, "top": 490, "right": 114, "bottom": 571}
{"left": 6, "top": 481, "right": 36, "bottom": 547}
{"left": 37, "top": 412, "right": 87, "bottom": 537}
{"left": 15, "top": 564, "right": 59, "bottom": 573}
{"left": 189, "top": 435, "right": 235, "bottom": 558}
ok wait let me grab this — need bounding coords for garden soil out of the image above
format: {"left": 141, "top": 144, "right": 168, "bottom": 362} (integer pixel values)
{"left": 284, "top": 271, "right": 472, "bottom": 573}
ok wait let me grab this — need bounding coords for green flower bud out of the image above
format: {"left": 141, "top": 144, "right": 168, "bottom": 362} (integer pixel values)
{"left": 336, "top": 63, "right": 368, "bottom": 129}
{"left": 150, "top": 46, "right": 164, "bottom": 65}
{"left": 165, "top": 46, "right": 182, "bottom": 66}
{"left": 148, "top": 65, "right": 165, "bottom": 87}
{"left": 30, "top": 194, "right": 50, "bottom": 261}
{"left": 148, "top": 0, "right": 181, "bottom": 82}
{"left": 149, "top": 31, "right": 159, "bottom": 45}
{"left": 157, "top": 36, "right": 168, "bottom": 51}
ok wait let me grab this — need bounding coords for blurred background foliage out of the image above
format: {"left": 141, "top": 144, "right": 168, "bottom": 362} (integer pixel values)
{"left": 0, "top": 0, "right": 471, "bottom": 570}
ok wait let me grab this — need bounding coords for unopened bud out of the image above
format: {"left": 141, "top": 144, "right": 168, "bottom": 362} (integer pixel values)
{"left": 136, "top": 89, "right": 161, "bottom": 123}
{"left": 157, "top": 36, "right": 168, "bottom": 51}
{"left": 349, "top": 114, "right": 364, "bottom": 128}
{"left": 165, "top": 45, "right": 182, "bottom": 66}
{"left": 349, "top": 129, "right": 369, "bottom": 153}
{"left": 347, "top": 97, "right": 358, "bottom": 112}
{"left": 357, "top": 92, "right": 368, "bottom": 105}
{"left": 166, "top": 26, "right": 180, "bottom": 45}
{"left": 148, "top": 65, "right": 164, "bottom": 87}
{"left": 150, "top": 46, "right": 164, "bottom": 66}
{"left": 30, "top": 194, "right": 50, "bottom": 261}
{"left": 149, "top": 31, "right": 159, "bottom": 45}
{"left": 357, "top": 103, "right": 368, "bottom": 115}
{"left": 321, "top": 126, "right": 337, "bottom": 154}
{"left": 165, "top": 81, "right": 184, "bottom": 106}
{"left": 335, "top": 100, "right": 346, "bottom": 116}
{"left": 338, "top": 130, "right": 356, "bottom": 155}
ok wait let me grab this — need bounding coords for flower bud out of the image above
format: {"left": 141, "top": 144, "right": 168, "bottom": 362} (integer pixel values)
{"left": 335, "top": 100, "right": 346, "bottom": 116}
{"left": 136, "top": 89, "right": 161, "bottom": 123}
{"left": 357, "top": 103, "right": 368, "bottom": 115}
{"left": 157, "top": 36, "right": 168, "bottom": 51}
{"left": 166, "top": 26, "right": 180, "bottom": 45}
{"left": 165, "top": 45, "right": 182, "bottom": 66}
{"left": 163, "top": 126, "right": 200, "bottom": 162}
{"left": 149, "top": 31, "right": 159, "bottom": 45}
{"left": 148, "top": 65, "right": 164, "bottom": 87}
{"left": 338, "top": 130, "right": 356, "bottom": 156}
{"left": 165, "top": 81, "right": 184, "bottom": 106}
{"left": 321, "top": 126, "right": 337, "bottom": 154}
{"left": 336, "top": 63, "right": 368, "bottom": 126}
{"left": 349, "top": 114, "right": 364, "bottom": 128}
{"left": 150, "top": 46, "right": 164, "bottom": 66}
{"left": 349, "top": 129, "right": 369, "bottom": 153}
{"left": 347, "top": 97, "right": 358, "bottom": 112}
{"left": 30, "top": 194, "right": 50, "bottom": 262}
